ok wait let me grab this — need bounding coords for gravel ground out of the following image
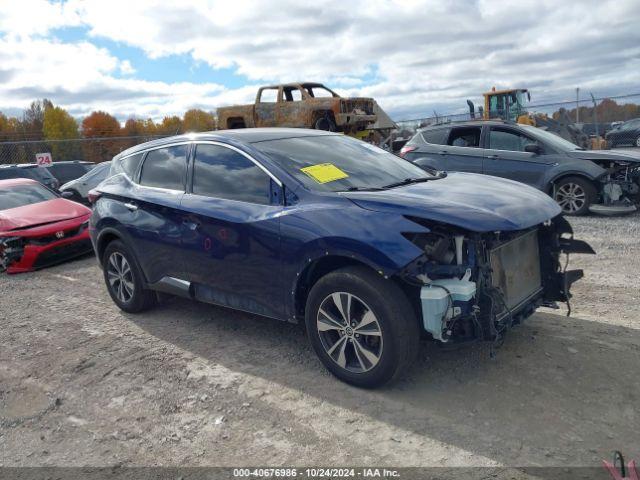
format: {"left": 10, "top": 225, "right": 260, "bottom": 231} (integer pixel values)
{"left": 1, "top": 213, "right": 639, "bottom": 471}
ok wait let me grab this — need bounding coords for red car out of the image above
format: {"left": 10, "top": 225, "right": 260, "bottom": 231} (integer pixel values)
{"left": 0, "top": 178, "right": 92, "bottom": 273}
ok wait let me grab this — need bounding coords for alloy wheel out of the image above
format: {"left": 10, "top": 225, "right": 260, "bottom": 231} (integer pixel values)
{"left": 316, "top": 292, "right": 383, "bottom": 373}
{"left": 106, "top": 252, "right": 135, "bottom": 303}
{"left": 555, "top": 183, "right": 586, "bottom": 213}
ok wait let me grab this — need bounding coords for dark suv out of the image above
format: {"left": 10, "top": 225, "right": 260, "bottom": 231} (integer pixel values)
{"left": 89, "top": 128, "right": 591, "bottom": 387}
{"left": 401, "top": 120, "right": 640, "bottom": 215}
{"left": 0, "top": 164, "right": 60, "bottom": 190}
{"left": 44, "top": 161, "right": 95, "bottom": 185}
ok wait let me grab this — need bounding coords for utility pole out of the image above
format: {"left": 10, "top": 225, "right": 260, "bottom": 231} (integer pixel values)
{"left": 576, "top": 87, "right": 580, "bottom": 123}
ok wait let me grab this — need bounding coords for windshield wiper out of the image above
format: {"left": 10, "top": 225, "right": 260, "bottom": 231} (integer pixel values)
{"left": 382, "top": 174, "right": 444, "bottom": 189}
{"left": 339, "top": 186, "right": 386, "bottom": 192}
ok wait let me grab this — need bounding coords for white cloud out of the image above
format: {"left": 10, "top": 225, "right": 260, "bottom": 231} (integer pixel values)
{"left": 0, "top": 0, "right": 639, "bottom": 121}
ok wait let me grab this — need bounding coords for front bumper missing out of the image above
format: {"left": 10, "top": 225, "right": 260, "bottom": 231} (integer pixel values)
{"left": 335, "top": 113, "right": 377, "bottom": 126}
{"left": 413, "top": 220, "right": 594, "bottom": 343}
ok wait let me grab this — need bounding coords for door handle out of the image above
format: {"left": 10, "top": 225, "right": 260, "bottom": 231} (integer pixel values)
{"left": 123, "top": 202, "right": 138, "bottom": 211}
{"left": 182, "top": 220, "right": 200, "bottom": 231}
{"left": 487, "top": 154, "right": 499, "bottom": 159}
{"left": 439, "top": 150, "right": 448, "bottom": 155}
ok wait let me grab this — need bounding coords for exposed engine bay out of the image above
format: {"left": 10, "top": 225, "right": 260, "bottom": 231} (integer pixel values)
{"left": 400, "top": 215, "right": 595, "bottom": 344}
{"left": 0, "top": 236, "right": 24, "bottom": 272}
{"left": 591, "top": 160, "right": 640, "bottom": 214}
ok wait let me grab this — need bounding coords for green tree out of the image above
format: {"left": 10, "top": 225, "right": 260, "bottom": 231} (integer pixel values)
{"left": 183, "top": 109, "right": 216, "bottom": 132}
{"left": 43, "top": 106, "right": 80, "bottom": 161}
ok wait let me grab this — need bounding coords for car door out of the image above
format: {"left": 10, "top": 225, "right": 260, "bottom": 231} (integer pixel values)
{"left": 179, "top": 142, "right": 284, "bottom": 319}
{"left": 254, "top": 87, "right": 279, "bottom": 127}
{"left": 126, "top": 144, "right": 189, "bottom": 283}
{"left": 277, "top": 86, "right": 304, "bottom": 127}
{"left": 436, "top": 126, "right": 484, "bottom": 174}
{"left": 483, "top": 126, "right": 556, "bottom": 188}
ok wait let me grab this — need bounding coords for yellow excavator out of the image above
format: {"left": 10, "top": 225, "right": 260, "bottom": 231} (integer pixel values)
{"left": 467, "top": 87, "right": 605, "bottom": 149}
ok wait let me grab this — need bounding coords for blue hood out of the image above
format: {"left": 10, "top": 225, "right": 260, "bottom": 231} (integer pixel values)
{"left": 342, "top": 172, "right": 561, "bottom": 232}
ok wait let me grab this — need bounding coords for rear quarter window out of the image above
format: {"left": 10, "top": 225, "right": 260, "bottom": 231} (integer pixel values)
{"left": 111, "top": 153, "right": 144, "bottom": 179}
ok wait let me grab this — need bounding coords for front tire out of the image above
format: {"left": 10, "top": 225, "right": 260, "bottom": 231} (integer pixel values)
{"left": 553, "top": 176, "right": 596, "bottom": 216}
{"left": 102, "top": 240, "right": 156, "bottom": 313}
{"left": 305, "top": 266, "right": 419, "bottom": 388}
{"left": 314, "top": 115, "right": 336, "bottom": 131}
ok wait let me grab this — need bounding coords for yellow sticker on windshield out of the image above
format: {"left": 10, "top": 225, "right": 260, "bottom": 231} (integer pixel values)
{"left": 300, "top": 163, "right": 349, "bottom": 184}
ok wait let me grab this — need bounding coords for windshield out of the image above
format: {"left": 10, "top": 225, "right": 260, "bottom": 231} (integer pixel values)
{"left": 252, "top": 135, "right": 432, "bottom": 192}
{"left": 0, "top": 184, "right": 58, "bottom": 211}
{"left": 519, "top": 124, "right": 583, "bottom": 151}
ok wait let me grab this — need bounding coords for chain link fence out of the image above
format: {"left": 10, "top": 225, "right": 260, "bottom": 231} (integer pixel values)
{"left": 393, "top": 93, "right": 640, "bottom": 150}
{"left": 0, "top": 134, "right": 169, "bottom": 165}
{"left": 1, "top": 93, "right": 639, "bottom": 165}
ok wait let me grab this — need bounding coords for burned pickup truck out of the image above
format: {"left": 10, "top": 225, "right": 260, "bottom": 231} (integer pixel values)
{"left": 217, "top": 83, "right": 376, "bottom": 134}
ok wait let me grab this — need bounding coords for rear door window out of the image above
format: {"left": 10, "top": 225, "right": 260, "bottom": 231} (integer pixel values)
{"left": 421, "top": 128, "right": 450, "bottom": 145}
{"left": 139, "top": 145, "right": 188, "bottom": 190}
{"left": 447, "top": 127, "right": 482, "bottom": 148}
{"left": 192, "top": 144, "right": 272, "bottom": 204}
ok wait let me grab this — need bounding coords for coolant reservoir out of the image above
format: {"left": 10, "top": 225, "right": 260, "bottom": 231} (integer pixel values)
{"left": 420, "top": 278, "right": 476, "bottom": 342}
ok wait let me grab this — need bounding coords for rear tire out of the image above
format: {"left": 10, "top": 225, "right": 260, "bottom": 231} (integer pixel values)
{"left": 552, "top": 176, "right": 596, "bottom": 216}
{"left": 102, "top": 240, "right": 156, "bottom": 313}
{"left": 305, "top": 266, "right": 420, "bottom": 388}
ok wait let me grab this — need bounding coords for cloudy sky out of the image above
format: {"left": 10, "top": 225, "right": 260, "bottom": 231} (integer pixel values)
{"left": 0, "top": 0, "right": 639, "bottom": 122}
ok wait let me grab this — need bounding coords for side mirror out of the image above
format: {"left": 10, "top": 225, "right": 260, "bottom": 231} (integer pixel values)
{"left": 60, "top": 191, "right": 74, "bottom": 199}
{"left": 524, "top": 144, "right": 542, "bottom": 155}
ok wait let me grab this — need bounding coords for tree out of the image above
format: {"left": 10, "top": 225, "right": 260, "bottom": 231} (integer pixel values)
{"left": 122, "top": 117, "right": 158, "bottom": 137}
{"left": 122, "top": 117, "right": 159, "bottom": 149}
{"left": 183, "top": 109, "right": 216, "bottom": 132}
{"left": 81, "top": 111, "right": 122, "bottom": 163}
{"left": 43, "top": 106, "right": 80, "bottom": 161}
{"left": 158, "top": 115, "right": 184, "bottom": 135}
{"left": 23, "top": 99, "right": 54, "bottom": 137}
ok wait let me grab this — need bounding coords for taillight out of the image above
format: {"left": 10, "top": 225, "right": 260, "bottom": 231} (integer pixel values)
{"left": 87, "top": 189, "right": 102, "bottom": 204}
{"left": 399, "top": 145, "right": 417, "bottom": 158}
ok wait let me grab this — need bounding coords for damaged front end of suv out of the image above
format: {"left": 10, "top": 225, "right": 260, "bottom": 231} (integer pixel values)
{"left": 398, "top": 215, "right": 595, "bottom": 344}
{"left": 588, "top": 158, "right": 640, "bottom": 215}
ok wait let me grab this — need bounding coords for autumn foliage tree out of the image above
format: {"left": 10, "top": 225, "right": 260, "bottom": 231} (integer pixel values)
{"left": 157, "top": 115, "right": 184, "bottom": 135}
{"left": 81, "top": 111, "right": 122, "bottom": 163}
{"left": 122, "top": 118, "right": 158, "bottom": 149}
{"left": 183, "top": 109, "right": 216, "bottom": 132}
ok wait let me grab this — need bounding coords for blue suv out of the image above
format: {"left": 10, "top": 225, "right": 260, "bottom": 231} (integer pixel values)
{"left": 90, "top": 128, "right": 592, "bottom": 387}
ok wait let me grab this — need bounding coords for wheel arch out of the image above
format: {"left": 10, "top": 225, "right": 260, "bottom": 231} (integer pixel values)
{"left": 293, "top": 255, "right": 382, "bottom": 322}
{"left": 95, "top": 228, "right": 123, "bottom": 267}
{"left": 545, "top": 171, "right": 600, "bottom": 195}
{"left": 226, "top": 117, "right": 247, "bottom": 129}
{"left": 312, "top": 109, "right": 336, "bottom": 126}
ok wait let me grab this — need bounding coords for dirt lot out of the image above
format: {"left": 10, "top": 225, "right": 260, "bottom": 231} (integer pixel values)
{"left": 1, "top": 214, "right": 639, "bottom": 471}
